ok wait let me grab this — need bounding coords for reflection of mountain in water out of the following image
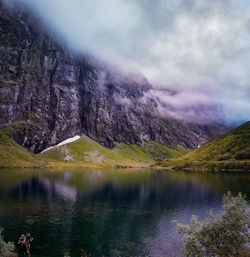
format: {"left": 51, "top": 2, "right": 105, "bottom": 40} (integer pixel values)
{"left": 8, "top": 171, "right": 219, "bottom": 209}
{"left": 8, "top": 176, "right": 77, "bottom": 202}
{"left": 1, "top": 169, "right": 249, "bottom": 257}
{"left": 76, "top": 175, "right": 218, "bottom": 210}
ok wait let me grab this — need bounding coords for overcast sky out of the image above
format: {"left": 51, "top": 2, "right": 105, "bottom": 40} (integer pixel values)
{"left": 5, "top": 0, "right": 250, "bottom": 124}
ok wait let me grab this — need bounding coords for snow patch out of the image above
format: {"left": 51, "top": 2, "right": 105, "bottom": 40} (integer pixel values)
{"left": 57, "top": 135, "right": 80, "bottom": 146}
{"left": 42, "top": 146, "right": 53, "bottom": 153}
{"left": 41, "top": 135, "right": 80, "bottom": 153}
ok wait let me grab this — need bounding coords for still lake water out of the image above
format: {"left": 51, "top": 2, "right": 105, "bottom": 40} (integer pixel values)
{"left": 0, "top": 168, "right": 249, "bottom": 257}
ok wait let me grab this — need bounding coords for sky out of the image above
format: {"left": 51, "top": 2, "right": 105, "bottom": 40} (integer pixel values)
{"left": 5, "top": 0, "right": 250, "bottom": 124}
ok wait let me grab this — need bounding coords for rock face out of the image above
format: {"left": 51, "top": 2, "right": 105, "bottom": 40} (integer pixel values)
{"left": 0, "top": 3, "right": 227, "bottom": 153}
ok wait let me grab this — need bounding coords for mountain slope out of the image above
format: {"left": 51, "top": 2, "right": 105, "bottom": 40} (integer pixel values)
{"left": 158, "top": 121, "right": 250, "bottom": 170}
{"left": 0, "top": 131, "right": 46, "bottom": 167}
{"left": 0, "top": 2, "right": 227, "bottom": 154}
{"left": 113, "top": 142, "right": 190, "bottom": 163}
{"left": 40, "top": 134, "right": 190, "bottom": 166}
{"left": 0, "top": 130, "right": 189, "bottom": 168}
{"left": 40, "top": 135, "right": 145, "bottom": 166}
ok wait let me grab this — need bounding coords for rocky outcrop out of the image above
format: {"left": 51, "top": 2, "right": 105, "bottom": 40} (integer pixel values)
{"left": 0, "top": 2, "right": 227, "bottom": 153}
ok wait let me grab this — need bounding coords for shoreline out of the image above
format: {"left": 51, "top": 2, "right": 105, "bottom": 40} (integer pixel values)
{"left": 1, "top": 164, "right": 250, "bottom": 172}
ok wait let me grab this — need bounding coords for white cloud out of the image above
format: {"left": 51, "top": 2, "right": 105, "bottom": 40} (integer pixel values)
{"left": 4, "top": 0, "right": 250, "bottom": 123}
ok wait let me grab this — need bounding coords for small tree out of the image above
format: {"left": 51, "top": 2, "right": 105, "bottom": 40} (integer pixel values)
{"left": 18, "top": 233, "right": 34, "bottom": 257}
{"left": 176, "top": 192, "right": 250, "bottom": 257}
{"left": 0, "top": 227, "right": 15, "bottom": 257}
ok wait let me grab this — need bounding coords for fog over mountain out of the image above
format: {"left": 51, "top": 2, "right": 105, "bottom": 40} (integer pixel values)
{"left": 3, "top": 0, "right": 250, "bottom": 124}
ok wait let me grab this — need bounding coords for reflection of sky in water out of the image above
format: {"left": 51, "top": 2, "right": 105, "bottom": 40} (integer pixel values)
{"left": 0, "top": 168, "right": 249, "bottom": 257}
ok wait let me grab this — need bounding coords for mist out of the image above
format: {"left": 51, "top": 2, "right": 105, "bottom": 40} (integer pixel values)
{"left": 4, "top": 0, "right": 250, "bottom": 124}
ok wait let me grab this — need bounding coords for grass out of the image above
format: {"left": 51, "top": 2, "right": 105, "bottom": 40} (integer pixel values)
{"left": 113, "top": 143, "right": 154, "bottom": 163}
{"left": 158, "top": 121, "right": 250, "bottom": 171}
{"left": 113, "top": 141, "right": 190, "bottom": 163}
{"left": 0, "top": 131, "right": 46, "bottom": 168}
{"left": 144, "top": 141, "right": 191, "bottom": 159}
{"left": 40, "top": 135, "right": 147, "bottom": 167}
{"left": 0, "top": 130, "right": 190, "bottom": 168}
{"left": 41, "top": 136, "right": 190, "bottom": 167}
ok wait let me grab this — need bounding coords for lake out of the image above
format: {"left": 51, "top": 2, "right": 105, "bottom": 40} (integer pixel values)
{"left": 0, "top": 168, "right": 249, "bottom": 257}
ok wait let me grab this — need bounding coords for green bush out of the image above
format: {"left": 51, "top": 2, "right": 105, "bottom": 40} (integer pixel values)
{"left": 234, "top": 148, "right": 250, "bottom": 160}
{"left": 176, "top": 192, "right": 250, "bottom": 257}
{"left": 217, "top": 153, "right": 231, "bottom": 161}
{"left": 0, "top": 227, "right": 14, "bottom": 257}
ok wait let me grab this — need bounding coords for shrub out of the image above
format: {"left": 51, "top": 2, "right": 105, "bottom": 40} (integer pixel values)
{"left": 217, "top": 153, "right": 231, "bottom": 161}
{"left": 0, "top": 227, "right": 15, "bottom": 257}
{"left": 18, "top": 233, "right": 34, "bottom": 257}
{"left": 234, "top": 148, "right": 250, "bottom": 160}
{"left": 176, "top": 192, "right": 250, "bottom": 257}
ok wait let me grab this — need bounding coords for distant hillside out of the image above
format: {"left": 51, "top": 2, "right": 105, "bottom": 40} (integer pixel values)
{"left": 0, "top": 131, "right": 46, "bottom": 167}
{"left": 0, "top": 129, "right": 190, "bottom": 168}
{"left": 40, "top": 135, "right": 146, "bottom": 167}
{"left": 41, "top": 135, "right": 190, "bottom": 167}
{"left": 158, "top": 121, "right": 250, "bottom": 171}
{"left": 113, "top": 142, "right": 190, "bottom": 163}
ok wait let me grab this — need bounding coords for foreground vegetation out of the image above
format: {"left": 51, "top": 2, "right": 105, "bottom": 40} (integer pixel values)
{"left": 158, "top": 121, "right": 250, "bottom": 171}
{"left": 176, "top": 192, "right": 250, "bottom": 257}
{"left": 0, "top": 227, "right": 14, "bottom": 256}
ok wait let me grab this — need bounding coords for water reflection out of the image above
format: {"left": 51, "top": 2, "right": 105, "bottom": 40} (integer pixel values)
{"left": 0, "top": 168, "right": 249, "bottom": 257}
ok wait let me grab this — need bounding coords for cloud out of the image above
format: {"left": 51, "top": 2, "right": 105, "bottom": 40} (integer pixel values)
{"left": 4, "top": 0, "right": 250, "bottom": 124}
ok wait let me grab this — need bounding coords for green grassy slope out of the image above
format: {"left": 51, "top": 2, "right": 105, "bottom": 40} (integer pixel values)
{"left": 40, "top": 135, "right": 145, "bottom": 166}
{"left": 113, "top": 141, "right": 190, "bottom": 164}
{"left": 0, "top": 131, "right": 46, "bottom": 167}
{"left": 0, "top": 130, "right": 191, "bottom": 168}
{"left": 113, "top": 143, "right": 154, "bottom": 163}
{"left": 158, "top": 121, "right": 250, "bottom": 170}
{"left": 41, "top": 136, "right": 190, "bottom": 167}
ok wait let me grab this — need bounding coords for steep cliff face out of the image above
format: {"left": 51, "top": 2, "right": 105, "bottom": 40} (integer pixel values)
{"left": 0, "top": 3, "right": 227, "bottom": 153}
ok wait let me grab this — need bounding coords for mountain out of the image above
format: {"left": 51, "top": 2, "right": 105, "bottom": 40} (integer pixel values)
{"left": 0, "top": 2, "right": 227, "bottom": 154}
{"left": 158, "top": 121, "right": 250, "bottom": 171}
